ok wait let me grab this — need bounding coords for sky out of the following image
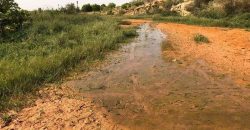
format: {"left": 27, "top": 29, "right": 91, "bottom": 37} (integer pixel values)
{"left": 15, "top": 0, "right": 131, "bottom": 10}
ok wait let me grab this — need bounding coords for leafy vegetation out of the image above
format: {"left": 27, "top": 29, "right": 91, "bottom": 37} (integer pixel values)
{"left": 81, "top": 3, "right": 115, "bottom": 13}
{"left": 121, "top": 0, "right": 144, "bottom": 10}
{"left": 82, "top": 4, "right": 102, "bottom": 12}
{"left": 108, "top": 3, "right": 116, "bottom": 9}
{"left": 194, "top": 33, "right": 209, "bottom": 43}
{"left": 92, "top": 4, "right": 101, "bottom": 12}
{"left": 0, "top": 12, "right": 137, "bottom": 110}
{"left": 0, "top": 0, "right": 30, "bottom": 39}
{"left": 82, "top": 4, "right": 93, "bottom": 12}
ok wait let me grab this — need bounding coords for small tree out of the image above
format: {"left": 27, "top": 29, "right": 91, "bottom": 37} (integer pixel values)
{"left": 38, "top": 8, "right": 43, "bottom": 13}
{"left": 121, "top": 3, "right": 131, "bottom": 10}
{"left": 0, "top": 0, "right": 30, "bottom": 37}
{"left": 82, "top": 4, "right": 93, "bottom": 12}
{"left": 108, "top": 3, "right": 116, "bottom": 9}
{"left": 131, "top": 0, "right": 144, "bottom": 7}
{"left": 65, "top": 3, "right": 76, "bottom": 14}
{"left": 101, "top": 4, "right": 106, "bottom": 11}
{"left": 92, "top": 4, "right": 101, "bottom": 12}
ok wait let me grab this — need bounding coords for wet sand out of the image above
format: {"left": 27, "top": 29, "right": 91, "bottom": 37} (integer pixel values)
{"left": 68, "top": 24, "right": 250, "bottom": 129}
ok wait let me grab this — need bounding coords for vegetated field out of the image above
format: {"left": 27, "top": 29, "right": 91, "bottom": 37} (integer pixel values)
{"left": 0, "top": 13, "right": 136, "bottom": 110}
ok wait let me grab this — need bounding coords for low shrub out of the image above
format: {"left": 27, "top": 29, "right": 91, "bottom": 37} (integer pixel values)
{"left": 195, "top": 8, "right": 227, "bottom": 19}
{"left": 194, "top": 33, "right": 209, "bottom": 43}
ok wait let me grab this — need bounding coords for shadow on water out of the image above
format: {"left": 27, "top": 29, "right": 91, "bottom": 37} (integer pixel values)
{"left": 68, "top": 24, "right": 250, "bottom": 129}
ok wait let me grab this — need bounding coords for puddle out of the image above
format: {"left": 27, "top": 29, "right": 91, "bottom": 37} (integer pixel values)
{"left": 68, "top": 24, "right": 250, "bottom": 129}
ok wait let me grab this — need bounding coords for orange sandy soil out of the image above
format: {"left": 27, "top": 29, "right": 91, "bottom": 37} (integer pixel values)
{"left": 0, "top": 85, "right": 124, "bottom": 130}
{"left": 129, "top": 19, "right": 250, "bottom": 86}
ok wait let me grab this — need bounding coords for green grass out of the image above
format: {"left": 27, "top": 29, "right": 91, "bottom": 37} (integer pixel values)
{"left": 126, "top": 14, "right": 152, "bottom": 20}
{"left": 194, "top": 34, "right": 209, "bottom": 44}
{"left": 127, "top": 13, "right": 250, "bottom": 29}
{"left": 0, "top": 13, "right": 137, "bottom": 111}
{"left": 153, "top": 15, "right": 250, "bottom": 29}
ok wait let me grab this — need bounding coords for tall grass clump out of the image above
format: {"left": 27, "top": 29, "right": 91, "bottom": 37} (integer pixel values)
{"left": 0, "top": 13, "right": 137, "bottom": 110}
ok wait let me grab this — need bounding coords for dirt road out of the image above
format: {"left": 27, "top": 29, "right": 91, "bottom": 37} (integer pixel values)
{"left": 1, "top": 20, "right": 250, "bottom": 130}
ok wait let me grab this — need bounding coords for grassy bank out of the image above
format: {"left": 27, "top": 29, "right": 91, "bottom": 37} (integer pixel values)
{"left": 128, "top": 13, "right": 250, "bottom": 29}
{"left": 0, "top": 13, "right": 137, "bottom": 110}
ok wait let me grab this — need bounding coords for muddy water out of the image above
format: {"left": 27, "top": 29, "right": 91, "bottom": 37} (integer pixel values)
{"left": 68, "top": 24, "right": 250, "bottom": 129}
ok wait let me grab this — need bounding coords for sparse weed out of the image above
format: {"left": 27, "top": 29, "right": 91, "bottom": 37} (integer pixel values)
{"left": 1, "top": 114, "right": 12, "bottom": 124}
{"left": 194, "top": 34, "right": 209, "bottom": 44}
{"left": 161, "top": 41, "right": 175, "bottom": 51}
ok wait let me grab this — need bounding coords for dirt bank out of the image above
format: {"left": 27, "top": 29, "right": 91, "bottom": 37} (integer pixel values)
{"left": 158, "top": 22, "right": 250, "bottom": 86}
{"left": 0, "top": 85, "right": 124, "bottom": 130}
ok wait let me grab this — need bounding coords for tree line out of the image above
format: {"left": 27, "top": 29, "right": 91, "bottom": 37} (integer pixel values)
{"left": 50, "top": 3, "right": 117, "bottom": 14}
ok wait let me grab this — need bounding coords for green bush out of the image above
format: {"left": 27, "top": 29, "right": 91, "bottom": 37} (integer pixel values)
{"left": 131, "top": 0, "right": 144, "bottom": 7}
{"left": 121, "top": 3, "right": 131, "bottom": 10}
{"left": 108, "top": 3, "right": 116, "bottom": 9}
{"left": 194, "top": 33, "right": 209, "bottom": 43}
{"left": 65, "top": 3, "right": 77, "bottom": 14}
{"left": 0, "top": 0, "right": 30, "bottom": 38}
{"left": 195, "top": 8, "right": 227, "bottom": 19}
{"left": 160, "top": 11, "right": 180, "bottom": 17}
{"left": 82, "top": 4, "right": 92, "bottom": 12}
{"left": 92, "top": 4, "right": 101, "bottom": 12}
{"left": 232, "top": 13, "right": 250, "bottom": 21}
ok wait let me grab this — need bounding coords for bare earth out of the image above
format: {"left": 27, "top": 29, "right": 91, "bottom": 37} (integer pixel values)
{"left": 155, "top": 22, "right": 250, "bottom": 86}
{"left": 0, "top": 85, "right": 123, "bottom": 130}
{"left": 1, "top": 20, "right": 250, "bottom": 130}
